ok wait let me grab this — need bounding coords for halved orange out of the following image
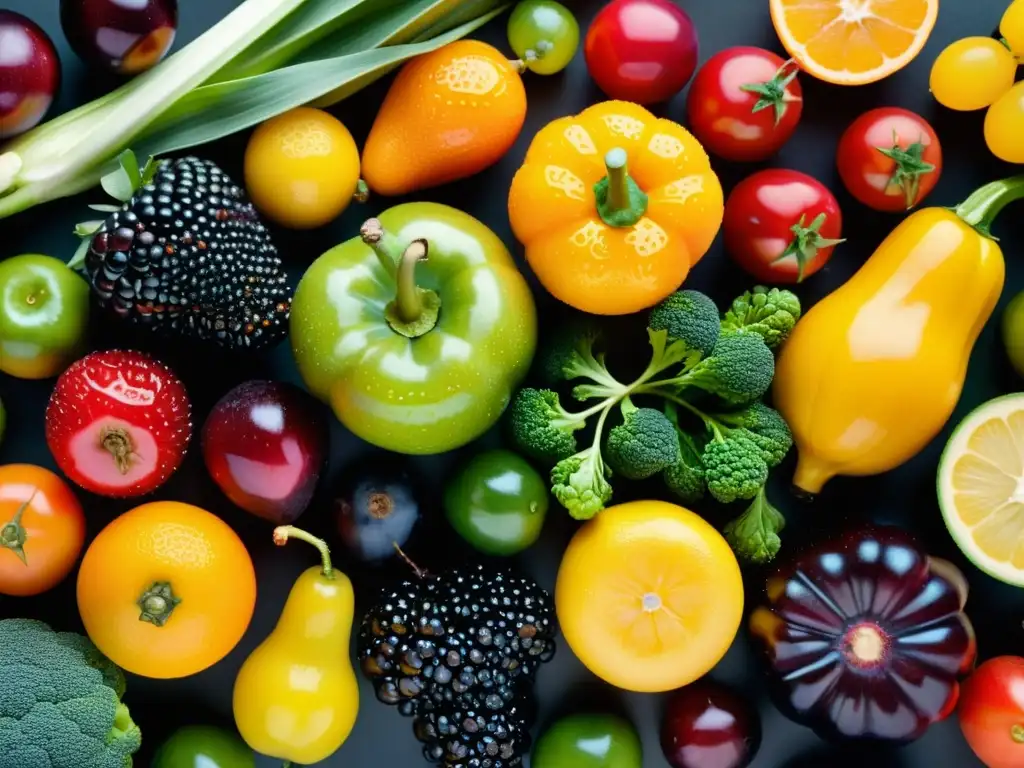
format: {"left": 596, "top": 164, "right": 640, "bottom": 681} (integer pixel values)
{"left": 770, "top": 0, "right": 939, "bottom": 85}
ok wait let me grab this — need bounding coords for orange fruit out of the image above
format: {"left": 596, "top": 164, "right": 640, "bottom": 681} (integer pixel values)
{"left": 770, "top": 0, "right": 939, "bottom": 85}
{"left": 77, "top": 501, "right": 257, "bottom": 679}
{"left": 555, "top": 500, "right": 743, "bottom": 693}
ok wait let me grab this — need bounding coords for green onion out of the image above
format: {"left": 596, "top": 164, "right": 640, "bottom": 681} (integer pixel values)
{"left": 0, "top": 0, "right": 506, "bottom": 221}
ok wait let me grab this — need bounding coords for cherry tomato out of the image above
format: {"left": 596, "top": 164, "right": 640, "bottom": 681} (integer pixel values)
{"left": 584, "top": 0, "right": 698, "bottom": 105}
{"left": 507, "top": 0, "right": 579, "bottom": 75}
{"left": 836, "top": 107, "right": 942, "bottom": 212}
{"left": 686, "top": 47, "right": 803, "bottom": 162}
{"left": 930, "top": 37, "right": 1017, "bottom": 112}
{"left": 958, "top": 656, "right": 1024, "bottom": 768}
{"left": 0, "top": 464, "right": 85, "bottom": 597}
{"left": 723, "top": 169, "right": 843, "bottom": 284}
{"left": 1002, "top": 0, "right": 1024, "bottom": 58}
{"left": 985, "top": 81, "right": 1024, "bottom": 165}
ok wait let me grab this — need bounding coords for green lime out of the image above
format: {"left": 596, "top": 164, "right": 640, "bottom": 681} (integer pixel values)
{"left": 533, "top": 713, "right": 643, "bottom": 767}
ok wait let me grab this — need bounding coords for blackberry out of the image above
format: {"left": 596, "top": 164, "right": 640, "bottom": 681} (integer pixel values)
{"left": 414, "top": 691, "right": 535, "bottom": 767}
{"left": 76, "top": 155, "right": 291, "bottom": 350}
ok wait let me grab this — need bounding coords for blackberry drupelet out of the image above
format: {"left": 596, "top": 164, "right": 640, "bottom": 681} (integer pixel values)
{"left": 414, "top": 691, "right": 536, "bottom": 767}
{"left": 79, "top": 156, "right": 291, "bottom": 350}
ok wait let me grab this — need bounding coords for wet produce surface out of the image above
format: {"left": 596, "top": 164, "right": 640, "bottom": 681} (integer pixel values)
{"left": 2, "top": 0, "right": 1024, "bottom": 767}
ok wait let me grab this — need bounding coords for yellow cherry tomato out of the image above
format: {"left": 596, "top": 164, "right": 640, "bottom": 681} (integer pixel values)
{"left": 244, "top": 107, "right": 363, "bottom": 229}
{"left": 929, "top": 37, "right": 1017, "bottom": 111}
{"left": 985, "top": 81, "right": 1024, "bottom": 164}
{"left": 1002, "top": 0, "right": 1024, "bottom": 56}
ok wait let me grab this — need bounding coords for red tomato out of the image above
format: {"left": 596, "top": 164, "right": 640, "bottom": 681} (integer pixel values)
{"left": 959, "top": 656, "right": 1024, "bottom": 768}
{"left": 686, "top": 46, "right": 803, "bottom": 162}
{"left": 0, "top": 464, "right": 85, "bottom": 596}
{"left": 584, "top": 0, "right": 698, "bottom": 105}
{"left": 723, "top": 169, "right": 844, "bottom": 284}
{"left": 837, "top": 107, "right": 942, "bottom": 212}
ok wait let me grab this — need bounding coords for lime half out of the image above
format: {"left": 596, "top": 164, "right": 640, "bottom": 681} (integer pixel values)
{"left": 938, "top": 393, "right": 1024, "bottom": 586}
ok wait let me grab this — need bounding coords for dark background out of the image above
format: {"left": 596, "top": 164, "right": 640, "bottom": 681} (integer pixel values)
{"left": 1, "top": 0, "right": 1023, "bottom": 766}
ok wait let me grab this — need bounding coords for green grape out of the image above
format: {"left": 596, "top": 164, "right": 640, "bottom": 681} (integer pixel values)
{"left": 507, "top": 0, "right": 580, "bottom": 75}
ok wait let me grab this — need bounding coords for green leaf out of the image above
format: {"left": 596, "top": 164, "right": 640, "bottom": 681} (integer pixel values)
{"left": 88, "top": 204, "right": 122, "bottom": 213}
{"left": 139, "top": 155, "right": 159, "bottom": 185}
{"left": 73, "top": 220, "right": 104, "bottom": 237}
{"left": 68, "top": 237, "right": 93, "bottom": 271}
{"left": 100, "top": 165, "right": 136, "bottom": 203}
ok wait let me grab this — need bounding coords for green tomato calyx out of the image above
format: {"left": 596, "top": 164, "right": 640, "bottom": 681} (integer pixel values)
{"left": 594, "top": 148, "right": 648, "bottom": 228}
{"left": 137, "top": 581, "right": 181, "bottom": 627}
{"left": 739, "top": 59, "right": 801, "bottom": 127}
{"left": 774, "top": 212, "right": 845, "bottom": 283}
{"left": 876, "top": 131, "right": 936, "bottom": 210}
{"left": 360, "top": 218, "right": 441, "bottom": 339}
{"left": 0, "top": 491, "right": 35, "bottom": 565}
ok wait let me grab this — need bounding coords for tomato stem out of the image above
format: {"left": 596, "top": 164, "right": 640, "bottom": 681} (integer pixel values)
{"left": 594, "top": 148, "right": 648, "bottom": 227}
{"left": 876, "top": 131, "right": 935, "bottom": 210}
{"left": 954, "top": 175, "right": 1024, "bottom": 238}
{"left": 360, "top": 219, "right": 440, "bottom": 339}
{"left": 774, "top": 212, "right": 845, "bottom": 283}
{"left": 0, "top": 490, "right": 35, "bottom": 565}
{"left": 739, "top": 58, "right": 801, "bottom": 126}
{"left": 274, "top": 525, "right": 334, "bottom": 579}
{"left": 136, "top": 581, "right": 181, "bottom": 627}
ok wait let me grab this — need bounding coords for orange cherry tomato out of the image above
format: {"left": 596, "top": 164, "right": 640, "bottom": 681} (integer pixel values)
{"left": 76, "top": 501, "right": 257, "bottom": 679}
{"left": 0, "top": 464, "right": 85, "bottom": 597}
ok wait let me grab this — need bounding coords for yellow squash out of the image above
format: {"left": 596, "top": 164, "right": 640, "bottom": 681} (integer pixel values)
{"left": 233, "top": 527, "right": 358, "bottom": 765}
{"left": 774, "top": 176, "right": 1024, "bottom": 496}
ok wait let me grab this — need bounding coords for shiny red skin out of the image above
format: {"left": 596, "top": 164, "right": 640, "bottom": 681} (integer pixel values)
{"left": 202, "top": 380, "right": 328, "bottom": 524}
{"left": 45, "top": 350, "right": 192, "bottom": 498}
{"left": 60, "top": 0, "right": 177, "bottom": 75}
{"left": 837, "top": 107, "right": 942, "bottom": 212}
{"left": 723, "top": 168, "right": 842, "bottom": 284}
{"left": 584, "top": 0, "right": 698, "bottom": 105}
{"left": 661, "top": 680, "right": 761, "bottom": 768}
{"left": 750, "top": 526, "right": 977, "bottom": 744}
{"left": 0, "top": 11, "right": 61, "bottom": 139}
{"left": 958, "top": 657, "right": 1024, "bottom": 768}
{"left": 686, "top": 47, "right": 802, "bottom": 162}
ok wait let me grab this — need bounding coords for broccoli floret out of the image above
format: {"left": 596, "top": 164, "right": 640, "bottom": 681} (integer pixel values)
{"left": 0, "top": 619, "right": 141, "bottom": 768}
{"left": 663, "top": 428, "right": 707, "bottom": 505}
{"left": 605, "top": 398, "right": 680, "bottom": 480}
{"left": 648, "top": 289, "right": 721, "bottom": 359}
{"left": 535, "top": 320, "right": 619, "bottom": 387}
{"left": 717, "top": 402, "right": 794, "bottom": 468}
{"left": 703, "top": 434, "right": 768, "bottom": 503}
{"left": 551, "top": 448, "right": 613, "bottom": 520}
{"left": 723, "top": 486, "right": 787, "bottom": 564}
{"left": 507, "top": 388, "right": 586, "bottom": 464}
{"left": 721, "top": 286, "right": 801, "bottom": 350}
{"left": 681, "top": 330, "right": 775, "bottom": 405}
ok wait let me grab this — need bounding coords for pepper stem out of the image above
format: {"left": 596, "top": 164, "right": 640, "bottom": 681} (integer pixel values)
{"left": 955, "top": 175, "right": 1024, "bottom": 238}
{"left": 274, "top": 525, "right": 334, "bottom": 579}
{"left": 136, "top": 581, "right": 181, "bottom": 627}
{"left": 394, "top": 240, "right": 429, "bottom": 323}
{"left": 0, "top": 490, "right": 36, "bottom": 565}
{"left": 594, "top": 148, "right": 648, "bottom": 228}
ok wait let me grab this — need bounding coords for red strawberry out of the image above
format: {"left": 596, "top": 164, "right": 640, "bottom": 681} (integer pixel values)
{"left": 45, "top": 350, "right": 192, "bottom": 497}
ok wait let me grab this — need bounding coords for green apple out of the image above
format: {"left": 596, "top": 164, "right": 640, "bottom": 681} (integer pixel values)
{"left": 0, "top": 254, "right": 90, "bottom": 380}
{"left": 533, "top": 713, "right": 642, "bottom": 768}
{"left": 1004, "top": 289, "right": 1024, "bottom": 379}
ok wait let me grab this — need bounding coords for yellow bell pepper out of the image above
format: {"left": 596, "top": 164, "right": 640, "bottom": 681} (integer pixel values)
{"left": 774, "top": 176, "right": 1024, "bottom": 496}
{"left": 507, "top": 101, "right": 723, "bottom": 315}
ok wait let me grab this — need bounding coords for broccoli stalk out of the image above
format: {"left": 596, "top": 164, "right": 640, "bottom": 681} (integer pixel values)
{"left": 551, "top": 406, "right": 615, "bottom": 520}
{"left": 723, "top": 486, "right": 787, "bottom": 564}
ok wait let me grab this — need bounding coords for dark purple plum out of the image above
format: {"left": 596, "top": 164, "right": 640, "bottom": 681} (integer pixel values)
{"left": 334, "top": 457, "right": 422, "bottom": 563}
{"left": 0, "top": 11, "right": 61, "bottom": 139}
{"left": 661, "top": 680, "right": 761, "bottom": 768}
{"left": 60, "top": 0, "right": 177, "bottom": 75}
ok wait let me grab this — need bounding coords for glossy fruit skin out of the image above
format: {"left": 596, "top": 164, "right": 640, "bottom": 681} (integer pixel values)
{"left": 233, "top": 535, "right": 359, "bottom": 765}
{"left": 0, "top": 255, "right": 90, "bottom": 380}
{"left": 507, "top": 0, "right": 580, "bottom": 75}
{"left": 508, "top": 100, "right": 723, "bottom": 315}
{"left": 749, "top": 526, "right": 976, "bottom": 743}
{"left": 244, "top": 107, "right": 362, "bottom": 229}
{"left": 60, "top": 0, "right": 177, "bottom": 74}
{"left": 0, "top": 464, "right": 85, "bottom": 597}
{"left": 361, "top": 40, "right": 526, "bottom": 196}
{"left": 151, "top": 725, "right": 255, "bottom": 768}
{"left": 444, "top": 449, "right": 548, "bottom": 556}
{"left": 1003, "top": 0, "right": 1024, "bottom": 56}
{"left": 291, "top": 202, "right": 537, "bottom": 455}
{"left": 985, "top": 81, "right": 1024, "bottom": 165}
{"left": 1002, "top": 290, "right": 1024, "bottom": 378}
{"left": 556, "top": 500, "right": 743, "bottom": 693}
{"left": 334, "top": 457, "right": 422, "bottom": 562}
{"left": 723, "top": 169, "right": 842, "bottom": 283}
{"left": 958, "top": 657, "right": 1024, "bottom": 768}
{"left": 202, "top": 380, "right": 328, "bottom": 524}
{"left": 774, "top": 204, "right": 1004, "bottom": 496}
{"left": 686, "top": 47, "right": 802, "bottom": 162}
{"left": 836, "top": 107, "right": 941, "bottom": 212}
{"left": 584, "top": 0, "right": 698, "bottom": 104}
{"left": 661, "top": 680, "right": 761, "bottom": 768}
{"left": 930, "top": 37, "right": 1017, "bottom": 112}
{"left": 45, "top": 349, "right": 192, "bottom": 497}
{"left": 533, "top": 713, "right": 643, "bottom": 767}
{"left": 0, "top": 11, "right": 61, "bottom": 139}
{"left": 77, "top": 501, "right": 257, "bottom": 679}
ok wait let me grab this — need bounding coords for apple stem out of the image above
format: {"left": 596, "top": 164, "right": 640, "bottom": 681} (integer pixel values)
{"left": 394, "top": 240, "right": 429, "bottom": 324}
{"left": 100, "top": 427, "right": 137, "bottom": 475}
{"left": 136, "top": 581, "right": 181, "bottom": 627}
{"left": 274, "top": 525, "right": 334, "bottom": 579}
{"left": 0, "top": 490, "right": 35, "bottom": 565}
{"left": 393, "top": 543, "right": 428, "bottom": 579}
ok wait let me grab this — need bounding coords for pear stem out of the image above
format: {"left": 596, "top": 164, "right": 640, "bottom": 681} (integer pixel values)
{"left": 274, "top": 526, "right": 333, "bottom": 579}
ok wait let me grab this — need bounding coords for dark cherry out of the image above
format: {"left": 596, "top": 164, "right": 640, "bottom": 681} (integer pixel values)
{"left": 661, "top": 680, "right": 761, "bottom": 768}
{"left": 60, "top": 0, "right": 177, "bottom": 75}
{"left": 334, "top": 457, "right": 422, "bottom": 563}
{"left": 202, "top": 380, "right": 328, "bottom": 524}
{"left": 0, "top": 11, "right": 61, "bottom": 139}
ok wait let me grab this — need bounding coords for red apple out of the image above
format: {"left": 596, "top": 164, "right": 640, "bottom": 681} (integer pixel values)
{"left": 0, "top": 11, "right": 61, "bottom": 139}
{"left": 661, "top": 680, "right": 761, "bottom": 768}
{"left": 60, "top": 0, "right": 177, "bottom": 75}
{"left": 202, "top": 380, "right": 329, "bottom": 524}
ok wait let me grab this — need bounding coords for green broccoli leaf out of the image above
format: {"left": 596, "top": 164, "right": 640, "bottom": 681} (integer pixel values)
{"left": 551, "top": 448, "right": 613, "bottom": 520}
{"left": 723, "top": 486, "right": 786, "bottom": 564}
